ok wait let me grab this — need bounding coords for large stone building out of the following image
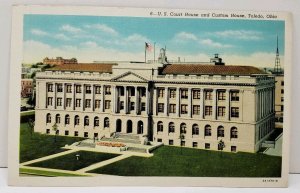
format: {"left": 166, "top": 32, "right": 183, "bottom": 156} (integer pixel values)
{"left": 34, "top": 51, "right": 275, "bottom": 153}
{"left": 43, "top": 57, "right": 78, "bottom": 66}
{"left": 274, "top": 74, "right": 284, "bottom": 122}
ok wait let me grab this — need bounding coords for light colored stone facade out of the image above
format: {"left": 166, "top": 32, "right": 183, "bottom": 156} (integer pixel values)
{"left": 34, "top": 60, "right": 275, "bottom": 153}
{"left": 274, "top": 75, "right": 284, "bottom": 122}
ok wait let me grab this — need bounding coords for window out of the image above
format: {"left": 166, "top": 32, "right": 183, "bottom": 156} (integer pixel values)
{"left": 57, "top": 84, "right": 63, "bottom": 92}
{"left": 46, "top": 129, "right": 50, "bottom": 134}
{"left": 55, "top": 114, "right": 61, "bottom": 124}
{"left": 119, "top": 87, "right": 124, "bottom": 96}
{"left": 193, "top": 90, "right": 200, "bottom": 99}
{"left": 169, "top": 140, "right": 174, "bottom": 145}
{"left": 140, "top": 88, "right": 146, "bottom": 97}
{"left": 205, "top": 90, "right": 212, "bottom": 100}
{"left": 158, "top": 88, "right": 164, "bottom": 98}
{"left": 157, "top": 121, "right": 163, "bottom": 132}
{"left": 47, "top": 97, "right": 53, "bottom": 106}
{"left": 75, "top": 85, "right": 81, "bottom": 93}
{"left": 105, "top": 100, "right": 111, "bottom": 109}
{"left": 46, "top": 113, "right": 51, "bottom": 123}
{"left": 193, "top": 142, "right": 198, "bottom": 147}
{"left": 66, "top": 84, "right": 72, "bottom": 93}
{"left": 104, "top": 117, "right": 109, "bottom": 128}
{"left": 181, "top": 89, "right": 188, "bottom": 99}
{"left": 75, "top": 99, "right": 81, "bottom": 107}
{"left": 192, "top": 124, "right": 199, "bottom": 135}
{"left": 281, "top": 89, "right": 284, "bottom": 94}
{"left": 95, "top": 86, "right": 101, "bottom": 94}
{"left": 217, "top": 126, "right": 224, "bottom": 137}
{"left": 231, "top": 107, "right": 239, "bottom": 118}
{"left": 94, "top": 117, "right": 99, "bottom": 127}
{"left": 181, "top": 104, "right": 188, "bottom": 114}
{"left": 85, "top": 99, "right": 91, "bottom": 108}
{"left": 65, "top": 130, "right": 69, "bottom": 136}
{"left": 205, "top": 143, "right": 210, "bottom": 149}
{"left": 157, "top": 138, "right": 162, "bottom": 142}
{"left": 231, "top": 146, "right": 237, "bottom": 152}
{"left": 158, "top": 103, "right": 164, "bottom": 113}
{"left": 65, "top": 115, "right": 70, "bottom": 125}
{"left": 66, "top": 98, "right": 72, "bottom": 107}
{"left": 205, "top": 106, "right": 212, "bottom": 116}
{"left": 74, "top": 115, "right": 80, "bottom": 125}
{"left": 105, "top": 86, "right": 111, "bottom": 95}
{"left": 180, "top": 123, "right": 187, "bottom": 134}
{"left": 169, "top": 104, "right": 176, "bottom": 113}
{"left": 218, "top": 106, "right": 226, "bottom": 117}
{"left": 281, "top": 105, "right": 284, "bottom": 111}
{"left": 84, "top": 116, "right": 89, "bottom": 126}
{"left": 95, "top": 100, "right": 101, "bottom": 109}
{"left": 141, "top": 103, "right": 146, "bottom": 111}
{"left": 84, "top": 132, "right": 88, "bottom": 138}
{"left": 281, "top": 81, "right": 284, "bottom": 86}
{"left": 74, "top": 131, "right": 78, "bottom": 137}
{"left": 130, "top": 102, "right": 135, "bottom": 111}
{"left": 47, "top": 84, "right": 53, "bottom": 92}
{"left": 205, "top": 125, "right": 211, "bottom": 136}
{"left": 281, "top": 97, "right": 284, "bottom": 102}
{"left": 120, "top": 101, "right": 124, "bottom": 110}
{"left": 181, "top": 141, "right": 185, "bottom": 146}
{"left": 193, "top": 105, "right": 200, "bottom": 115}
{"left": 85, "top": 85, "right": 91, "bottom": 94}
{"left": 56, "top": 98, "right": 62, "bottom": 106}
{"left": 129, "top": 87, "right": 135, "bottom": 96}
{"left": 168, "top": 122, "right": 175, "bottom": 133}
{"left": 231, "top": 91, "right": 239, "bottom": 101}
{"left": 169, "top": 89, "right": 176, "bottom": 98}
{"left": 218, "top": 91, "right": 226, "bottom": 100}
{"left": 231, "top": 127, "right": 238, "bottom": 138}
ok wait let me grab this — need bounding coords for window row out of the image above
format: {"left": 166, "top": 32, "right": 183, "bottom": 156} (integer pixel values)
{"left": 157, "top": 88, "right": 240, "bottom": 101}
{"left": 156, "top": 121, "right": 238, "bottom": 138}
{"left": 47, "top": 84, "right": 111, "bottom": 95}
{"left": 46, "top": 113, "right": 110, "bottom": 128}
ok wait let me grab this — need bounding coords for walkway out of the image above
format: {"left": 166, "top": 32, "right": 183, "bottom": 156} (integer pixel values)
{"left": 264, "top": 133, "right": 283, "bottom": 156}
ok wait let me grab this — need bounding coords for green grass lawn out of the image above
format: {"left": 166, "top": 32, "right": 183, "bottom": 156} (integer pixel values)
{"left": 20, "top": 123, "right": 83, "bottom": 163}
{"left": 89, "top": 146, "right": 282, "bottom": 177}
{"left": 27, "top": 151, "right": 119, "bottom": 171}
{"left": 19, "top": 168, "right": 88, "bottom": 177}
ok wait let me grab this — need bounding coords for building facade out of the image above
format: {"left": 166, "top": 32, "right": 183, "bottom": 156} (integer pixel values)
{"left": 21, "top": 78, "right": 33, "bottom": 98}
{"left": 43, "top": 57, "right": 78, "bottom": 66}
{"left": 34, "top": 53, "right": 275, "bottom": 153}
{"left": 274, "top": 75, "right": 284, "bottom": 122}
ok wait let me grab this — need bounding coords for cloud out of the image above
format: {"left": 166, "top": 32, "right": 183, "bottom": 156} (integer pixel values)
{"left": 214, "top": 30, "right": 263, "bottom": 40}
{"left": 54, "top": 33, "right": 70, "bottom": 41}
{"left": 31, "top": 29, "right": 48, "bottom": 36}
{"left": 60, "top": 24, "right": 82, "bottom": 33}
{"left": 125, "top": 34, "right": 149, "bottom": 43}
{"left": 85, "top": 24, "right": 118, "bottom": 36}
{"left": 175, "top": 32, "right": 197, "bottom": 41}
{"left": 200, "top": 39, "right": 232, "bottom": 48}
{"left": 81, "top": 41, "right": 98, "bottom": 48}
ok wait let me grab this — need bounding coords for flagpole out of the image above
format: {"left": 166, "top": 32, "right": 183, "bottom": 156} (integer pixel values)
{"left": 144, "top": 42, "right": 146, "bottom": 63}
{"left": 154, "top": 42, "right": 156, "bottom": 62}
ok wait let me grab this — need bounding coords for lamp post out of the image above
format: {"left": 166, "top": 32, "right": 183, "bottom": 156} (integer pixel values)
{"left": 76, "top": 154, "right": 80, "bottom": 161}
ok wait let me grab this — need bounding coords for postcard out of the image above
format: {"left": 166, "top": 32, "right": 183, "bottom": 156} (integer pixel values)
{"left": 8, "top": 5, "right": 291, "bottom": 187}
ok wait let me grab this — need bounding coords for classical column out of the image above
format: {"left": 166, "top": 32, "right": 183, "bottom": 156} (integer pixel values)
{"left": 82, "top": 84, "right": 85, "bottom": 111}
{"left": 45, "top": 83, "right": 47, "bottom": 108}
{"left": 124, "top": 86, "right": 128, "bottom": 114}
{"left": 255, "top": 90, "right": 258, "bottom": 121}
{"left": 146, "top": 86, "right": 149, "bottom": 114}
{"left": 176, "top": 87, "right": 180, "bottom": 117}
{"left": 115, "top": 86, "right": 119, "bottom": 113}
{"left": 212, "top": 89, "right": 217, "bottom": 120}
{"left": 240, "top": 90, "right": 244, "bottom": 121}
{"left": 72, "top": 83, "right": 75, "bottom": 110}
{"left": 226, "top": 89, "right": 230, "bottom": 121}
{"left": 100, "top": 84, "right": 105, "bottom": 112}
{"left": 91, "top": 84, "right": 95, "bottom": 111}
{"left": 135, "top": 86, "right": 139, "bottom": 115}
{"left": 153, "top": 87, "right": 157, "bottom": 116}
{"left": 200, "top": 89, "right": 204, "bottom": 119}
{"left": 62, "top": 83, "right": 66, "bottom": 110}
{"left": 112, "top": 85, "right": 116, "bottom": 113}
{"left": 188, "top": 88, "right": 192, "bottom": 118}
{"left": 164, "top": 87, "right": 168, "bottom": 116}
{"left": 54, "top": 83, "right": 57, "bottom": 109}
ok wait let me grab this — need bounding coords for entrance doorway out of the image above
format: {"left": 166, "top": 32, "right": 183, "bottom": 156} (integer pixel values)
{"left": 137, "top": 121, "right": 143, "bottom": 134}
{"left": 127, "top": 120, "right": 132, "bottom": 133}
{"left": 116, "top": 119, "right": 122, "bottom": 132}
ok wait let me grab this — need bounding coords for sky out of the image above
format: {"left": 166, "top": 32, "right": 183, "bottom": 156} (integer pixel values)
{"left": 23, "top": 14, "right": 285, "bottom": 68}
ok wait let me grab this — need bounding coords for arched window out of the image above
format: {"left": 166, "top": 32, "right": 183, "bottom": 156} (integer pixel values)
{"left": 104, "top": 117, "right": 109, "bottom": 128}
{"left": 168, "top": 122, "right": 175, "bottom": 133}
{"left": 94, "top": 116, "right": 99, "bottom": 127}
{"left": 180, "top": 123, "right": 187, "bottom": 134}
{"left": 204, "top": 125, "right": 211, "bottom": 136}
{"left": 217, "top": 126, "right": 224, "bottom": 137}
{"left": 137, "top": 121, "right": 143, "bottom": 134}
{"left": 192, "top": 124, "right": 199, "bottom": 135}
{"left": 46, "top": 113, "right": 51, "bottom": 123}
{"left": 84, "top": 116, "right": 89, "bottom": 126}
{"left": 157, "top": 121, "right": 163, "bottom": 132}
{"left": 65, "top": 114, "right": 70, "bottom": 125}
{"left": 55, "top": 114, "right": 60, "bottom": 124}
{"left": 74, "top": 115, "right": 80, "bottom": 125}
{"left": 231, "top": 127, "right": 238, "bottom": 138}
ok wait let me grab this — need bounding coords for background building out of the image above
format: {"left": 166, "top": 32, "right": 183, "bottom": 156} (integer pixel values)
{"left": 43, "top": 57, "right": 78, "bottom": 66}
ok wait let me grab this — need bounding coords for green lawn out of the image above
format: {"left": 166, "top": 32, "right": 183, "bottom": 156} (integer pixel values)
{"left": 89, "top": 146, "right": 282, "bottom": 177}
{"left": 19, "top": 168, "right": 88, "bottom": 177}
{"left": 27, "top": 151, "right": 119, "bottom": 171}
{"left": 20, "top": 123, "right": 83, "bottom": 163}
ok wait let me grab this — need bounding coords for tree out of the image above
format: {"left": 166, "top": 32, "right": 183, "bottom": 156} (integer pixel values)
{"left": 52, "top": 123, "right": 58, "bottom": 143}
{"left": 27, "top": 118, "right": 35, "bottom": 139}
{"left": 218, "top": 139, "right": 225, "bottom": 157}
{"left": 179, "top": 133, "right": 185, "bottom": 155}
{"left": 27, "top": 93, "right": 36, "bottom": 107}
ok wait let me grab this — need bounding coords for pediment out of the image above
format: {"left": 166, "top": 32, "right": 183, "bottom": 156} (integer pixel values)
{"left": 111, "top": 71, "right": 148, "bottom": 82}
